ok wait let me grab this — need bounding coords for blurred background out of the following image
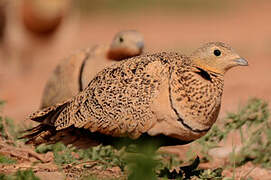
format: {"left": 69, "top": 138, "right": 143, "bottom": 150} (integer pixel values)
{"left": 0, "top": 0, "right": 270, "bottom": 126}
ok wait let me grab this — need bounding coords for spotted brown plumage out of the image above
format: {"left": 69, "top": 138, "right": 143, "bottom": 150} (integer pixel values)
{"left": 24, "top": 42, "right": 248, "bottom": 147}
{"left": 40, "top": 30, "right": 144, "bottom": 109}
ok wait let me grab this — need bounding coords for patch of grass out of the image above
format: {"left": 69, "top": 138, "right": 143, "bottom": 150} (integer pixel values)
{"left": 0, "top": 169, "right": 39, "bottom": 180}
{"left": 34, "top": 127, "right": 227, "bottom": 179}
{"left": 124, "top": 144, "right": 159, "bottom": 180}
{"left": 36, "top": 143, "right": 78, "bottom": 165}
{"left": 53, "top": 145, "right": 78, "bottom": 165}
{"left": 77, "top": 145, "right": 125, "bottom": 169}
{"left": 0, "top": 155, "right": 16, "bottom": 164}
{"left": 195, "top": 124, "right": 227, "bottom": 162}
{"left": 227, "top": 98, "right": 271, "bottom": 168}
{"left": 192, "top": 168, "right": 223, "bottom": 180}
{"left": 224, "top": 98, "right": 269, "bottom": 133}
{"left": 36, "top": 143, "right": 125, "bottom": 168}
{"left": 159, "top": 153, "right": 184, "bottom": 171}
{"left": 14, "top": 169, "right": 39, "bottom": 180}
{"left": 0, "top": 116, "right": 5, "bottom": 138}
{"left": 0, "top": 116, "right": 20, "bottom": 144}
{"left": 0, "top": 102, "right": 5, "bottom": 138}
{"left": 192, "top": 98, "right": 271, "bottom": 169}
{"left": 0, "top": 100, "right": 20, "bottom": 143}
{"left": 0, "top": 100, "right": 5, "bottom": 109}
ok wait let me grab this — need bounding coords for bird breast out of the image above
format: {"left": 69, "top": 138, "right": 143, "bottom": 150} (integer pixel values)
{"left": 148, "top": 66, "right": 223, "bottom": 141}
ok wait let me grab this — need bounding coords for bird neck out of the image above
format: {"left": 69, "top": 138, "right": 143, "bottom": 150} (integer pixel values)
{"left": 190, "top": 56, "right": 226, "bottom": 75}
{"left": 107, "top": 48, "right": 131, "bottom": 61}
{"left": 191, "top": 66, "right": 224, "bottom": 94}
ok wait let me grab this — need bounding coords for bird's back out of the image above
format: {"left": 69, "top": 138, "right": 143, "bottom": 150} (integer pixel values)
{"left": 40, "top": 48, "right": 91, "bottom": 108}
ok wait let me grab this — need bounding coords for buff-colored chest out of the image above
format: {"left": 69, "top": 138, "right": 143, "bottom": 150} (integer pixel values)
{"left": 148, "top": 67, "right": 223, "bottom": 141}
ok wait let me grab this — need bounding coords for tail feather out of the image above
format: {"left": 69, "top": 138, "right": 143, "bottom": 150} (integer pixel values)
{"left": 20, "top": 124, "right": 56, "bottom": 145}
{"left": 21, "top": 102, "right": 68, "bottom": 146}
{"left": 21, "top": 124, "right": 101, "bottom": 148}
{"left": 22, "top": 99, "right": 101, "bottom": 148}
{"left": 29, "top": 101, "right": 68, "bottom": 126}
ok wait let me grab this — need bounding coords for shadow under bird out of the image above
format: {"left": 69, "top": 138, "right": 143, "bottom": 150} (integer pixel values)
{"left": 22, "top": 42, "right": 248, "bottom": 173}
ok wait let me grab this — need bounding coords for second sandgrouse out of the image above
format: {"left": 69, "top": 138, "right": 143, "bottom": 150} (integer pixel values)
{"left": 40, "top": 30, "right": 144, "bottom": 108}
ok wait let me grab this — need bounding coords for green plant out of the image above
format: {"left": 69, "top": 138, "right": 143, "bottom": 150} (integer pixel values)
{"left": 224, "top": 98, "right": 269, "bottom": 134}
{"left": 192, "top": 98, "right": 271, "bottom": 169}
{"left": 195, "top": 124, "right": 227, "bottom": 162}
{"left": 0, "top": 155, "right": 16, "bottom": 164}
{"left": 36, "top": 143, "right": 125, "bottom": 168}
{"left": 36, "top": 143, "right": 78, "bottom": 165}
{"left": 124, "top": 143, "right": 159, "bottom": 180}
{"left": 227, "top": 99, "right": 271, "bottom": 167}
{"left": 193, "top": 168, "right": 223, "bottom": 180}
{"left": 159, "top": 153, "right": 183, "bottom": 171}
{"left": 0, "top": 169, "right": 39, "bottom": 180}
{"left": 0, "top": 101, "right": 19, "bottom": 142}
{"left": 0, "top": 100, "right": 5, "bottom": 109}
{"left": 77, "top": 145, "right": 125, "bottom": 169}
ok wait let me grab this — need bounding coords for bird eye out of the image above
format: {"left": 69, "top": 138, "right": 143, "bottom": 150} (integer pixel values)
{"left": 214, "top": 49, "right": 221, "bottom": 56}
{"left": 119, "top": 37, "right": 124, "bottom": 43}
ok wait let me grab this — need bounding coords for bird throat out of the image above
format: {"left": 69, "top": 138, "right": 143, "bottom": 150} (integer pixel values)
{"left": 107, "top": 48, "right": 141, "bottom": 61}
{"left": 107, "top": 48, "right": 131, "bottom": 61}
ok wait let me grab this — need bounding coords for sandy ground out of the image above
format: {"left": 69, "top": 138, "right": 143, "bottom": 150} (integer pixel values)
{"left": 0, "top": 1, "right": 271, "bottom": 179}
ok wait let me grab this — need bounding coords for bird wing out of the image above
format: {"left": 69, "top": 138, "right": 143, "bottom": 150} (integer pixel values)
{"left": 31, "top": 53, "right": 172, "bottom": 140}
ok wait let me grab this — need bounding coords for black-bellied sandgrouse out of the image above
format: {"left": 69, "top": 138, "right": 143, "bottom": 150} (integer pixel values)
{"left": 40, "top": 30, "right": 144, "bottom": 108}
{"left": 23, "top": 42, "right": 247, "bottom": 148}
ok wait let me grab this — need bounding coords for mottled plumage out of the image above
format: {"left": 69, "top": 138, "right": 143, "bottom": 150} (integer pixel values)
{"left": 24, "top": 42, "right": 248, "bottom": 148}
{"left": 40, "top": 30, "right": 144, "bottom": 108}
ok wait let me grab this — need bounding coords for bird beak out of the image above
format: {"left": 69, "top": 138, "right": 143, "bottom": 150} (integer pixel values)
{"left": 234, "top": 58, "right": 248, "bottom": 66}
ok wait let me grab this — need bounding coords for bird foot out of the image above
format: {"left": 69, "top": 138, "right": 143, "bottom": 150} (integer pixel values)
{"left": 158, "top": 156, "right": 200, "bottom": 179}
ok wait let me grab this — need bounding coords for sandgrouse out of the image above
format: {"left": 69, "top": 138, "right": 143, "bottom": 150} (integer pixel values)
{"left": 23, "top": 42, "right": 247, "bottom": 148}
{"left": 40, "top": 30, "right": 144, "bottom": 108}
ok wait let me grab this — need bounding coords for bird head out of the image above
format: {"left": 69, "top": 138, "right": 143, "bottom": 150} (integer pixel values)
{"left": 107, "top": 30, "right": 144, "bottom": 61}
{"left": 190, "top": 42, "right": 248, "bottom": 75}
